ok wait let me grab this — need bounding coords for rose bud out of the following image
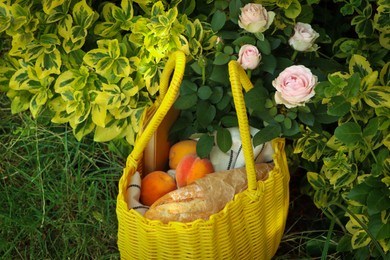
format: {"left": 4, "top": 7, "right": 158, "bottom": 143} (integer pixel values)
{"left": 237, "top": 44, "right": 261, "bottom": 70}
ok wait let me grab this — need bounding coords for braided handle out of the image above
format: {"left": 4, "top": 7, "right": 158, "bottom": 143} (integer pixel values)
{"left": 228, "top": 60, "right": 259, "bottom": 191}
{"left": 126, "top": 51, "right": 186, "bottom": 168}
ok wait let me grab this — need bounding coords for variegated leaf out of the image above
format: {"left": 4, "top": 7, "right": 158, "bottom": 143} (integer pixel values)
{"left": 30, "top": 91, "right": 49, "bottom": 118}
{"left": 313, "top": 189, "right": 329, "bottom": 208}
{"left": 307, "top": 172, "right": 327, "bottom": 190}
{"left": 121, "top": 0, "right": 134, "bottom": 17}
{"left": 91, "top": 104, "right": 108, "bottom": 127}
{"left": 72, "top": 0, "right": 95, "bottom": 28}
{"left": 35, "top": 49, "right": 62, "bottom": 79}
{"left": 70, "top": 25, "right": 87, "bottom": 43}
{"left": 94, "top": 117, "right": 128, "bottom": 142}
{"left": 363, "top": 86, "right": 390, "bottom": 108}
{"left": 351, "top": 230, "right": 371, "bottom": 249}
{"left": 349, "top": 54, "right": 373, "bottom": 77}
{"left": 54, "top": 67, "right": 89, "bottom": 95}
{"left": 101, "top": 3, "right": 117, "bottom": 22}
{"left": 63, "top": 37, "right": 85, "bottom": 53}
{"left": 379, "top": 62, "right": 390, "bottom": 86}
{"left": 324, "top": 155, "right": 357, "bottom": 189}
{"left": 121, "top": 77, "right": 138, "bottom": 97}
{"left": 94, "top": 22, "right": 121, "bottom": 38}
{"left": 70, "top": 116, "right": 95, "bottom": 141}
{"left": 346, "top": 214, "right": 369, "bottom": 234}
{"left": 46, "top": 0, "right": 70, "bottom": 23}
{"left": 10, "top": 92, "right": 31, "bottom": 114}
{"left": 58, "top": 14, "right": 73, "bottom": 39}
{"left": 0, "top": 3, "right": 11, "bottom": 32}
{"left": 42, "top": 0, "right": 64, "bottom": 14}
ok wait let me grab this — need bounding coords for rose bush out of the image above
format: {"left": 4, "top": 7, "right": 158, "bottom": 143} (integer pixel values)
{"left": 273, "top": 65, "right": 317, "bottom": 108}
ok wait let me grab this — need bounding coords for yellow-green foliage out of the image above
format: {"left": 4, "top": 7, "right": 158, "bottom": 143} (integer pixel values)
{"left": 0, "top": 0, "right": 217, "bottom": 143}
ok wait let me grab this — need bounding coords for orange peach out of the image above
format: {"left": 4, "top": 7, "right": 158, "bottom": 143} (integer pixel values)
{"left": 140, "top": 171, "right": 177, "bottom": 206}
{"left": 175, "top": 154, "right": 214, "bottom": 188}
{"left": 169, "top": 140, "right": 197, "bottom": 169}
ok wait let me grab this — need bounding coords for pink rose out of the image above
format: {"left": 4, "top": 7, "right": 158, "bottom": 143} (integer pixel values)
{"left": 288, "top": 22, "right": 319, "bottom": 52}
{"left": 237, "top": 44, "right": 261, "bottom": 70}
{"left": 238, "top": 3, "right": 275, "bottom": 33}
{"left": 272, "top": 65, "right": 317, "bottom": 108}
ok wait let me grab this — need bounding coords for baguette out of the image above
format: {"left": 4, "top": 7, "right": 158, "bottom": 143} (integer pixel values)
{"left": 144, "top": 163, "right": 273, "bottom": 223}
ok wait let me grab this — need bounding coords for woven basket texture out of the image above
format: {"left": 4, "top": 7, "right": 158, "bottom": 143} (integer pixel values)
{"left": 116, "top": 51, "right": 290, "bottom": 260}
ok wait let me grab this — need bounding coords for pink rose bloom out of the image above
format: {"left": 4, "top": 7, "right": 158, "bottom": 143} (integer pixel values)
{"left": 237, "top": 44, "right": 261, "bottom": 70}
{"left": 272, "top": 65, "right": 317, "bottom": 108}
{"left": 238, "top": 3, "right": 275, "bottom": 33}
{"left": 289, "top": 22, "right": 319, "bottom": 52}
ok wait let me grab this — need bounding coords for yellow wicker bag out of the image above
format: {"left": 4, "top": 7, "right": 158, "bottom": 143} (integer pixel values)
{"left": 116, "top": 50, "right": 290, "bottom": 260}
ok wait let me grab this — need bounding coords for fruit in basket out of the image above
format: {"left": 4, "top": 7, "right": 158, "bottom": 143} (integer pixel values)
{"left": 169, "top": 140, "right": 198, "bottom": 169}
{"left": 140, "top": 171, "right": 177, "bottom": 206}
{"left": 175, "top": 155, "right": 214, "bottom": 187}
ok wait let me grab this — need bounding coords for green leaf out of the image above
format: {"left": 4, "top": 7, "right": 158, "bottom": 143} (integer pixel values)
{"left": 368, "top": 213, "right": 390, "bottom": 240}
{"left": 298, "top": 111, "right": 315, "bottom": 126}
{"left": 327, "top": 95, "right": 351, "bottom": 116}
{"left": 284, "top": 0, "right": 301, "bottom": 19}
{"left": 348, "top": 181, "right": 370, "bottom": 204}
{"left": 196, "top": 134, "right": 214, "bottom": 158}
{"left": 256, "top": 39, "right": 271, "bottom": 55}
{"left": 244, "top": 87, "right": 268, "bottom": 111}
{"left": 174, "top": 93, "right": 198, "bottom": 110}
{"left": 216, "top": 128, "right": 232, "bottom": 153}
{"left": 334, "top": 122, "right": 362, "bottom": 146}
{"left": 344, "top": 73, "right": 361, "bottom": 99}
{"left": 253, "top": 124, "right": 281, "bottom": 146}
{"left": 260, "top": 54, "right": 277, "bottom": 74}
{"left": 211, "top": 10, "right": 226, "bottom": 32}
{"left": 363, "top": 117, "right": 379, "bottom": 137}
{"left": 367, "top": 189, "right": 390, "bottom": 215}
{"left": 209, "top": 86, "right": 224, "bottom": 104}
{"left": 213, "top": 52, "right": 231, "bottom": 65}
{"left": 232, "top": 36, "right": 257, "bottom": 46}
{"left": 277, "top": 0, "right": 292, "bottom": 9}
{"left": 340, "top": 3, "right": 354, "bottom": 15}
{"left": 337, "top": 235, "right": 353, "bottom": 252}
{"left": 197, "top": 101, "right": 216, "bottom": 128}
{"left": 197, "top": 85, "right": 213, "bottom": 100}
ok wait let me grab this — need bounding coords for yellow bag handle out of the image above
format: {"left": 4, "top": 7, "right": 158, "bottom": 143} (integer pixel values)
{"left": 228, "top": 60, "right": 258, "bottom": 191}
{"left": 125, "top": 51, "right": 186, "bottom": 169}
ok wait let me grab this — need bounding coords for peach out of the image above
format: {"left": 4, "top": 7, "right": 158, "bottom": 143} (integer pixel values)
{"left": 140, "top": 171, "right": 177, "bottom": 206}
{"left": 169, "top": 140, "right": 197, "bottom": 169}
{"left": 175, "top": 154, "right": 215, "bottom": 188}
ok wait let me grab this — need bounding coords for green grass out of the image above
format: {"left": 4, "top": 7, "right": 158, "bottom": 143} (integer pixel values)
{"left": 1, "top": 97, "right": 123, "bottom": 259}
{"left": 1, "top": 95, "right": 346, "bottom": 259}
